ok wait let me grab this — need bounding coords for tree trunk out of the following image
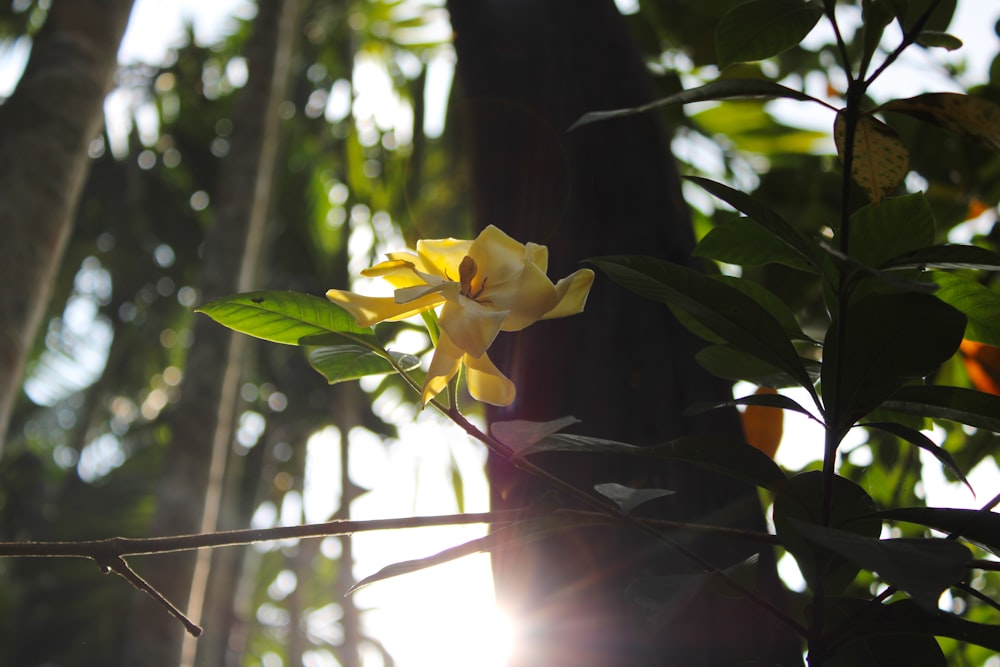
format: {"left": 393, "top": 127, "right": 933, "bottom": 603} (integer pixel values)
{"left": 0, "top": 0, "right": 135, "bottom": 453}
{"left": 116, "top": 2, "right": 299, "bottom": 665}
{"left": 446, "top": 2, "right": 802, "bottom": 665}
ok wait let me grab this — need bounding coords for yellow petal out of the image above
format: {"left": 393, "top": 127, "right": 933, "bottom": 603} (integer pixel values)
{"left": 361, "top": 255, "right": 425, "bottom": 288}
{"left": 524, "top": 241, "right": 548, "bottom": 273}
{"left": 394, "top": 280, "right": 459, "bottom": 304}
{"left": 326, "top": 289, "right": 443, "bottom": 326}
{"left": 438, "top": 298, "right": 508, "bottom": 359}
{"left": 491, "top": 259, "right": 559, "bottom": 331}
{"left": 469, "top": 225, "right": 532, "bottom": 285}
{"left": 416, "top": 238, "right": 472, "bottom": 280}
{"left": 421, "top": 332, "right": 464, "bottom": 405}
{"left": 541, "top": 268, "right": 595, "bottom": 320}
{"left": 464, "top": 350, "right": 516, "bottom": 406}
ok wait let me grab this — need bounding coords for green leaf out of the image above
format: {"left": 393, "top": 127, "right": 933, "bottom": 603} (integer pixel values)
{"left": 884, "top": 0, "right": 958, "bottom": 32}
{"left": 491, "top": 416, "right": 581, "bottom": 455}
{"left": 823, "top": 599, "right": 947, "bottom": 666}
{"left": 915, "top": 31, "right": 963, "bottom": 50}
{"left": 881, "top": 244, "right": 1000, "bottom": 271}
{"left": 590, "top": 255, "right": 816, "bottom": 396}
{"left": 929, "top": 272, "right": 1000, "bottom": 346}
{"left": 837, "top": 599, "right": 1000, "bottom": 654}
{"left": 694, "top": 217, "right": 816, "bottom": 272}
{"left": 695, "top": 344, "right": 821, "bottom": 387}
{"left": 593, "top": 482, "right": 675, "bottom": 514}
{"left": 884, "top": 385, "right": 1000, "bottom": 433}
{"left": 822, "top": 292, "right": 966, "bottom": 430}
{"left": 773, "top": 472, "right": 882, "bottom": 592}
{"left": 306, "top": 345, "right": 418, "bottom": 384}
{"left": 687, "top": 391, "right": 821, "bottom": 424}
{"left": 861, "top": 421, "right": 971, "bottom": 494}
{"left": 196, "top": 290, "right": 373, "bottom": 344}
{"left": 570, "top": 79, "right": 821, "bottom": 130}
{"left": 848, "top": 194, "right": 936, "bottom": 269}
{"left": 686, "top": 176, "right": 821, "bottom": 270}
{"left": 648, "top": 435, "right": 788, "bottom": 491}
{"left": 715, "top": 275, "right": 813, "bottom": 341}
{"left": 882, "top": 93, "right": 1000, "bottom": 152}
{"left": 513, "top": 432, "right": 640, "bottom": 461}
{"left": 715, "top": 0, "right": 824, "bottom": 69}
{"left": 876, "top": 506, "right": 1000, "bottom": 556}
{"left": 793, "top": 521, "right": 970, "bottom": 609}
{"left": 834, "top": 112, "right": 909, "bottom": 206}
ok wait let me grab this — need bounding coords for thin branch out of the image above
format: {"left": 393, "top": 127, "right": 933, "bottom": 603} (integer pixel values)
{"left": 98, "top": 555, "right": 203, "bottom": 637}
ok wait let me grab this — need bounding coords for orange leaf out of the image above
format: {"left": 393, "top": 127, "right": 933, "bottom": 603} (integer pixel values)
{"left": 959, "top": 339, "right": 1000, "bottom": 396}
{"left": 741, "top": 386, "right": 784, "bottom": 459}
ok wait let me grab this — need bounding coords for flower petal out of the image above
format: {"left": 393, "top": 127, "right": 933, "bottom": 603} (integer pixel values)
{"left": 541, "top": 268, "right": 595, "bottom": 320}
{"left": 417, "top": 238, "right": 472, "bottom": 280}
{"left": 394, "top": 280, "right": 459, "bottom": 304}
{"left": 438, "top": 297, "right": 508, "bottom": 359}
{"left": 421, "top": 332, "right": 464, "bottom": 405}
{"left": 361, "top": 255, "right": 425, "bottom": 288}
{"left": 469, "top": 225, "right": 533, "bottom": 285}
{"left": 464, "top": 351, "right": 516, "bottom": 406}
{"left": 491, "top": 259, "right": 559, "bottom": 331}
{"left": 326, "top": 289, "right": 443, "bottom": 326}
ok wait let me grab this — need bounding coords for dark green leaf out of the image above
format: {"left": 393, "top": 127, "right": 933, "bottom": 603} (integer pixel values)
{"left": 491, "top": 416, "right": 581, "bottom": 454}
{"left": 823, "top": 599, "right": 947, "bottom": 666}
{"left": 930, "top": 271, "right": 1000, "bottom": 346}
{"left": 773, "top": 471, "right": 881, "bottom": 591}
{"left": 839, "top": 599, "right": 1000, "bottom": 654}
{"left": 881, "top": 244, "right": 1000, "bottom": 271}
{"left": 590, "top": 256, "right": 816, "bottom": 396}
{"left": 822, "top": 292, "right": 965, "bottom": 430}
{"left": 792, "top": 520, "right": 971, "bottom": 609}
{"left": 570, "top": 79, "right": 821, "bottom": 130}
{"left": 694, "top": 216, "right": 817, "bottom": 272}
{"left": 884, "top": 0, "right": 958, "bottom": 32}
{"left": 715, "top": 0, "right": 824, "bottom": 69}
{"left": 916, "top": 31, "right": 963, "bottom": 50}
{"left": 861, "top": 421, "right": 972, "bottom": 494}
{"left": 848, "top": 194, "right": 936, "bottom": 269}
{"left": 513, "top": 432, "right": 640, "bottom": 461}
{"left": 687, "top": 391, "right": 821, "bottom": 424}
{"left": 686, "top": 176, "right": 821, "bottom": 269}
{"left": 877, "top": 506, "right": 1000, "bottom": 556}
{"left": 647, "top": 435, "right": 788, "bottom": 491}
{"left": 306, "top": 345, "right": 418, "bottom": 384}
{"left": 695, "top": 344, "right": 821, "bottom": 387}
{"left": 885, "top": 385, "right": 1000, "bottom": 433}
{"left": 196, "top": 290, "right": 373, "bottom": 344}
{"left": 593, "top": 482, "right": 675, "bottom": 514}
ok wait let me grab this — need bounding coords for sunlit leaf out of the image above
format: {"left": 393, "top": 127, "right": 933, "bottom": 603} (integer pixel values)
{"left": 822, "top": 292, "right": 965, "bottom": 430}
{"left": 196, "top": 290, "right": 373, "bottom": 344}
{"left": 306, "top": 345, "right": 418, "bottom": 384}
{"left": 714, "top": 0, "right": 824, "bottom": 69}
{"left": 882, "top": 93, "right": 1000, "bottom": 151}
{"left": 686, "top": 176, "right": 821, "bottom": 270}
{"left": 848, "top": 193, "right": 935, "bottom": 269}
{"left": 792, "top": 520, "right": 971, "bottom": 609}
{"left": 884, "top": 385, "right": 1000, "bottom": 432}
{"left": 929, "top": 272, "right": 1000, "bottom": 347}
{"left": 694, "top": 216, "right": 816, "bottom": 272}
{"left": 590, "top": 255, "right": 816, "bottom": 395}
{"left": 834, "top": 112, "right": 909, "bottom": 205}
{"left": 860, "top": 421, "right": 972, "bottom": 494}
{"left": 570, "top": 79, "right": 821, "bottom": 130}
{"left": 593, "top": 482, "right": 675, "bottom": 514}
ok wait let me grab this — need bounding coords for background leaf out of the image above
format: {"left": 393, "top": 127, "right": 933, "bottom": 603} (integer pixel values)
{"left": 715, "top": 0, "right": 824, "bottom": 69}
{"left": 884, "top": 385, "right": 1000, "bottom": 432}
{"left": 306, "top": 345, "right": 418, "bottom": 384}
{"left": 593, "top": 482, "right": 675, "bottom": 514}
{"left": 848, "top": 194, "right": 935, "bottom": 269}
{"left": 929, "top": 272, "right": 1000, "bottom": 346}
{"left": 834, "top": 112, "right": 909, "bottom": 205}
{"left": 882, "top": 93, "right": 1000, "bottom": 151}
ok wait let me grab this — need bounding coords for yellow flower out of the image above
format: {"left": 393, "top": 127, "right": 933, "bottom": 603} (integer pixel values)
{"left": 326, "top": 225, "right": 594, "bottom": 406}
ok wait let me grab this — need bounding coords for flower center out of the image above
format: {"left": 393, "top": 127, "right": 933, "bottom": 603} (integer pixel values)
{"left": 459, "top": 255, "right": 486, "bottom": 300}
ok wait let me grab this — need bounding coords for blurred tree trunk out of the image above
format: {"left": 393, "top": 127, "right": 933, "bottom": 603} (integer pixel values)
{"left": 116, "top": 2, "right": 299, "bottom": 665}
{"left": 0, "top": 0, "right": 134, "bottom": 454}
{"left": 447, "top": 1, "right": 802, "bottom": 665}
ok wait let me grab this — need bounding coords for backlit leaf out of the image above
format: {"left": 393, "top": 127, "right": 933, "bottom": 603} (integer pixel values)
{"left": 197, "top": 290, "right": 373, "bottom": 344}
{"left": 593, "top": 482, "right": 675, "bottom": 514}
{"left": 715, "top": 0, "right": 824, "bottom": 69}
{"left": 861, "top": 421, "right": 971, "bottom": 494}
{"left": 834, "top": 112, "right": 909, "bottom": 205}
{"left": 694, "top": 217, "right": 816, "bottom": 272}
{"left": 695, "top": 344, "right": 821, "bottom": 387}
{"left": 884, "top": 385, "right": 1000, "bottom": 433}
{"left": 877, "top": 506, "right": 1000, "bottom": 555}
{"left": 882, "top": 93, "right": 1000, "bottom": 151}
{"left": 848, "top": 193, "right": 935, "bottom": 269}
{"left": 306, "top": 345, "right": 418, "bottom": 384}
{"left": 881, "top": 244, "right": 1000, "bottom": 272}
{"left": 929, "top": 272, "right": 1000, "bottom": 347}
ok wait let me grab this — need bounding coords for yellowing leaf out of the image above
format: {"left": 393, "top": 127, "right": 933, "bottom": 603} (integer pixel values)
{"left": 882, "top": 92, "right": 1000, "bottom": 152}
{"left": 834, "top": 111, "right": 909, "bottom": 205}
